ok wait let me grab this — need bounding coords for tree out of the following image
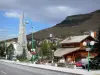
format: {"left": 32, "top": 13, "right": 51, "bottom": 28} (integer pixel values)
{"left": 22, "top": 48, "right": 27, "bottom": 60}
{"left": 17, "top": 48, "right": 27, "bottom": 61}
{"left": 94, "top": 28, "right": 100, "bottom": 57}
{"left": 40, "top": 40, "right": 50, "bottom": 58}
{"left": 39, "top": 39, "right": 59, "bottom": 61}
{"left": 7, "top": 43, "right": 14, "bottom": 60}
{"left": 0, "top": 43, "right": 5, "bottom": 57}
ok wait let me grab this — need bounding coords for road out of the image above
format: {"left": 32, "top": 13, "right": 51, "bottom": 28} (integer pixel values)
{"left": 0, "top": 61, "right": 81, "bottom": 75}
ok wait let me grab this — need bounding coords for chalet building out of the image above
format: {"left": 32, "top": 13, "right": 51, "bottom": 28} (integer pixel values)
{"left": 54, "top": 35, "right": 97, "bottom": 63}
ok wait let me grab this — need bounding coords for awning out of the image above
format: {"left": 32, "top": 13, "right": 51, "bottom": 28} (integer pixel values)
{"left": 54, "top": 47, "right": 80, "bottom": 57}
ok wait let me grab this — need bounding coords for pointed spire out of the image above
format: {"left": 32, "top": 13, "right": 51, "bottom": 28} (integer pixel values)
{"left": 20, "top": 12, "right": 24, "bottom": 26}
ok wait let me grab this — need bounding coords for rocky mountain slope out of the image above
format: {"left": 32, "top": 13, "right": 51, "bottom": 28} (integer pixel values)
{"left": 27, "top": 10, "right": 100, "bottom": 40}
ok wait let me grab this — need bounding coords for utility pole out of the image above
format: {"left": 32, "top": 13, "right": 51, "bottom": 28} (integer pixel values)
{"left": 52, "top": 50, "right": 54, "bottom": 63}
{"left": 50, "top": 34, "right": 53, "bottom": 61}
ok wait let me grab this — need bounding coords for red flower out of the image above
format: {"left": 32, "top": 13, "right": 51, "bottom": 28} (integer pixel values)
{"left": 31, "top": 51, "right": 36, "bottom": 55}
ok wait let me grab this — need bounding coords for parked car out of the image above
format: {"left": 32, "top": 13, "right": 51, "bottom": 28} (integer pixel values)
{"left": 81, "top": 58, "right": 100, "bottom": 69}
{"left": 75, "top": 61, "right": 82, "bottom": 67}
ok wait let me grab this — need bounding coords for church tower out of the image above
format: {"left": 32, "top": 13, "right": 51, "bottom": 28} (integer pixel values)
{"left": 16, "top": 13, "right": 31, "bottom": 59}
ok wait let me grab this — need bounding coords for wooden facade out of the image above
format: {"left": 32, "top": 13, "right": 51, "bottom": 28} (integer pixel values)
{"left": 64, "top": 49, "right": 97, "bottom": 63}
{"left": 60, "top": 36, "right": 97, "bottom": 63}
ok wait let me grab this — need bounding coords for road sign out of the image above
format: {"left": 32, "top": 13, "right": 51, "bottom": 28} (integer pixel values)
{"left": 86, "top": 48, "right": 91, "bottom": 51}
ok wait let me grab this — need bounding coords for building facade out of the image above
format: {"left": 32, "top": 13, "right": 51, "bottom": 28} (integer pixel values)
{"left": 54, "top": 35, "right": 97, "bottom": 63}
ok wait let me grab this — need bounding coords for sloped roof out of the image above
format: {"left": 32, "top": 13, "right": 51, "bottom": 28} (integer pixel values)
{"left": 54, "top": 47, "right": 80, "bottom": 57}
{"left": 60, "top": 35, "right": 90, "bottom": 43}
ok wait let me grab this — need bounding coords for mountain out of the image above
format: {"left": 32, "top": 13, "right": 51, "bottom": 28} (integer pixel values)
{"left": 1, "top": 9, "right": 100, "bottom": 42}
{"left": 27, "top": 9, "right": 100, "bottom": 40}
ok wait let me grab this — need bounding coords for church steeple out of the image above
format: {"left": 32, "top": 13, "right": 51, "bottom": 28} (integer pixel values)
{"left": 16, "top": 12, "right": 31, "bottom": 59}
{"left": 19, "top": 12, "right": 24, "bottom": 26}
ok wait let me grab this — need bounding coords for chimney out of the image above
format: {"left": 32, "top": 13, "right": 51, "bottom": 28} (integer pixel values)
{"left": 90, "top": 31, "right": 96, "bottom": 38}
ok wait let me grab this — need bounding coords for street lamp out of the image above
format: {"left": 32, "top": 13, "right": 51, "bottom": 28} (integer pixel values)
{"left": 31, "top": 26, "right": 36, "bottom": 63}
{"left": 31, "top": 26, "right": 34, "bottom": 63}
{"left": 83, "top": 41, "right": 95, "bottom": 71}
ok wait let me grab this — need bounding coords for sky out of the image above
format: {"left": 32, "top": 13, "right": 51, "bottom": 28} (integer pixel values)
{"left": 0, "top": 0, "right": 100, "bottom": 40}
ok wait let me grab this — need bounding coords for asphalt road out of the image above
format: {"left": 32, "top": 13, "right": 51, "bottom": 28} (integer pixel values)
{"left": 0, "top": 61, "right": 81, "bottom": 75}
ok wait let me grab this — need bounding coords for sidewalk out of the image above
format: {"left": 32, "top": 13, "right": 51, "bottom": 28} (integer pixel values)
{"left": 0, "top": 60, "right": 100, "bottom": 75}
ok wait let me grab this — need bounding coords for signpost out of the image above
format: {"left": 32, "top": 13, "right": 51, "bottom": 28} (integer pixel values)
{"left": 83, "top": 41, "right": 95, "bottom": 71}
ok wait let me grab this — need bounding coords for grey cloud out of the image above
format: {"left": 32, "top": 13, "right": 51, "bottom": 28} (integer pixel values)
{"left": 0, "top": 0, "right": 100, "bottom": 24}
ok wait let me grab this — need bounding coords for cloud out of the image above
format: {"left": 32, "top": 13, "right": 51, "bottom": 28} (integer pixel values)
{"left": 45, "top": 6, "right": 78, "bottom": 20}
{"left": 0, "top": 29, "right": 7, "bottom": 32}
{"left": 0, "top": 0, "right": 100, "bottom": 24}
{"left": 0, "top": 27, "right": 17, "bottom": 41}
{"left": 0, "top": 33, "right": 17, "bottom": 41}
{"left": 7, "top": 34, "right": 17, "bottom": 38}
{"left": 4, "top": 12, "right": 20, "bottom": 18}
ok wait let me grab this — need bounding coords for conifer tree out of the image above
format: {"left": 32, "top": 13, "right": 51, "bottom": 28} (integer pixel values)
{"left": 94, "top": 28, "right": 100, "bottom": 58}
